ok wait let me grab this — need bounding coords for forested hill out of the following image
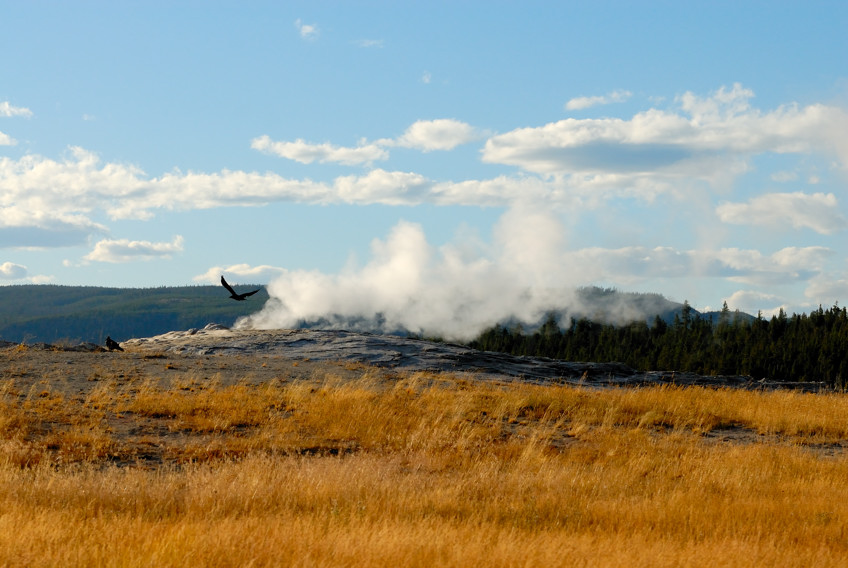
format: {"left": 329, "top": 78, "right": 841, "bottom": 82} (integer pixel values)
{"left": 0, "top": 284, "right": 268, "bottom": 344}
{"left": 525, "top": 286, "right": 755, "bottom": 328}
{"left": 468, "top": 303, "right": 848, "bottom": 388}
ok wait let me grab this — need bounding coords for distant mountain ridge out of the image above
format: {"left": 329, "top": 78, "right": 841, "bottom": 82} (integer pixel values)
{"left": 564, "top": 287, "right": 756, "bottom": 327}
{"left": 0, "top": 284, "right": 268, "bottom": 344}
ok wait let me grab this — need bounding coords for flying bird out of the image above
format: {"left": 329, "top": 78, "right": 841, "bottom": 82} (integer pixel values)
{"left": 221, "top": 275, "right": 261, "bottom": 301}
{"left": 105, "top": 336, "right": 124, "bottom": 352}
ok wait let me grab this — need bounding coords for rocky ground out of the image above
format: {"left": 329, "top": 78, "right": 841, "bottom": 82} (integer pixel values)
{"left": 0, "top": 324, "right": 824, "bottom": 391}
{"left": 1, "top": 323, "right": 830, "bottom": 395}
{"left": 124, "top": 324, "right": 832, "bottom": 391}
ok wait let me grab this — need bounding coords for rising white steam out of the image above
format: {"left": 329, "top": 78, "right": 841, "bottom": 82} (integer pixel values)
{"left": 237, "top": 206, "right": 580, "bottom": 341}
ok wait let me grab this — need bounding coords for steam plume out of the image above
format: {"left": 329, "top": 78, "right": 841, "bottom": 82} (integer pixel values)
{"left": 237, "top": 206, "right": 584, "bottom": 341}
{"left": 237, "top": 205, "right": 690, "bottom": 339}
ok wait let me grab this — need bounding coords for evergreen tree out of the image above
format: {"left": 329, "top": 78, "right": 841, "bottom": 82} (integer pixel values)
{"left": 467, "top": 302, "right": 848, "bottom": 388}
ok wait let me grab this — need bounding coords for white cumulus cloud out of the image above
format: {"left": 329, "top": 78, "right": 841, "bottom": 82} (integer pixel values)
{"left": 0, "top": 102, "right": 32, "bottom": 118}
{"left": 251, "top": 135, "right": 389, "bottom": 165}
{"left": 0, "top": 261, "right": 27, "bottom": 279}
{"left": 84, "top": 235, "right": 184, "bottom": 263}
{"left": 3, "top": 147, "right": 533, "bottom": 238}
{"left": 394, "top": 119, "right": 480, "bottom": 151}
{"left": 250, "top": 135, "right": 388, "bottom": 166}
{"left": 485, "top": 84, "right": 848, "bottom": 178}
{"left": 723, "top": 289, "right": 785, "bottom": 318}
{"left": 252, "top": 118, "right": 479, "bottom": 165}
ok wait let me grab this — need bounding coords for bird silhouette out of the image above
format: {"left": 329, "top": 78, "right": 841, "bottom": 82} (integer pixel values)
{"left": 105, "top": 336, "right": 124, "bottom": 351}
{"left": 221, "top": 275, "right": 260, "bottom": 301}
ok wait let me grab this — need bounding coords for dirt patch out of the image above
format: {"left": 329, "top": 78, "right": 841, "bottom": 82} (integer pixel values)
{"left": 1, "top": 344, "right": 394, "bottom": 468}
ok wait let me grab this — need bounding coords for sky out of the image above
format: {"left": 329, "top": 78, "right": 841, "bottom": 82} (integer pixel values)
{"left": 2, "top": 1, "right": 847, "bottom": 339}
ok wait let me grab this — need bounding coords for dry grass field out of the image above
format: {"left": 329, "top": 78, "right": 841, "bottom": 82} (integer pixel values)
{"left": 2, "top": 345, "right": 848, "bottom": 567}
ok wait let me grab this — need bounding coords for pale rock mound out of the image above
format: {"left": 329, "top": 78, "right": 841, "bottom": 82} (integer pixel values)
{"left": 118, "top": 324, "right": 793, "bottom": 389}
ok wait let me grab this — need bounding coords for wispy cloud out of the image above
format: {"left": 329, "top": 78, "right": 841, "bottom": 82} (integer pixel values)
{"left": 0, "top": 206, "right": 107, "bottom": 248}
{"left": 560, "top": 244, "right": 833, "bottom": 288}
{"left": 716, "top": 192, "right": 848, "bottom": 234}
{"left": 805, "top": 273, "right": 848, "bottom": 304}
{"left": 771, "top": 170, "right": 799, "bottom": 182}
{"left": 295, "top": 18, "right": 318, "bottom": 40}
{"left": 83, "top": 235, "right": 184, "bottom": 263}
{"left": 714, "top": 246, "right": 833, "bottom": 287}
{"left": 194, "top": 263, "right": 285, "bottom": 284}
{"left": 355, "top": 39, "right": 384, "bottom": 48}
{"left": 565, "top": 90, "right": 631, "bottom": 110}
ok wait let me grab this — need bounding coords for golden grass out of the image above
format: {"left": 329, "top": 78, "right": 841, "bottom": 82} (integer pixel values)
{"left": 1, "top": 368, "right": 848, "bottom": 566}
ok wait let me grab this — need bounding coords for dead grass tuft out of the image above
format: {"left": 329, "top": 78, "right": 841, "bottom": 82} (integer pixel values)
{"left": 1, "top": 364, "right": 848, "bottom": 566}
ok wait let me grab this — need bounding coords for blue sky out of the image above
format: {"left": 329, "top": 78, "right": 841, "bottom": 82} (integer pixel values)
{"left": 1, "top": 1, "right": 847, "bottom": 338}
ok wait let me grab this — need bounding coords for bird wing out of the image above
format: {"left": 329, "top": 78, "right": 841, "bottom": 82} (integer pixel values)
{"left": 242, "top": 289, "right": 260, "bottom": 298}
{"left": 220, "top": 275, "right": 237, "bottom": 295}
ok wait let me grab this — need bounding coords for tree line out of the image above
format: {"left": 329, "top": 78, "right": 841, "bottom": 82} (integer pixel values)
{"left": 467, "top": 302, "right": 848, "bottom": 388}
